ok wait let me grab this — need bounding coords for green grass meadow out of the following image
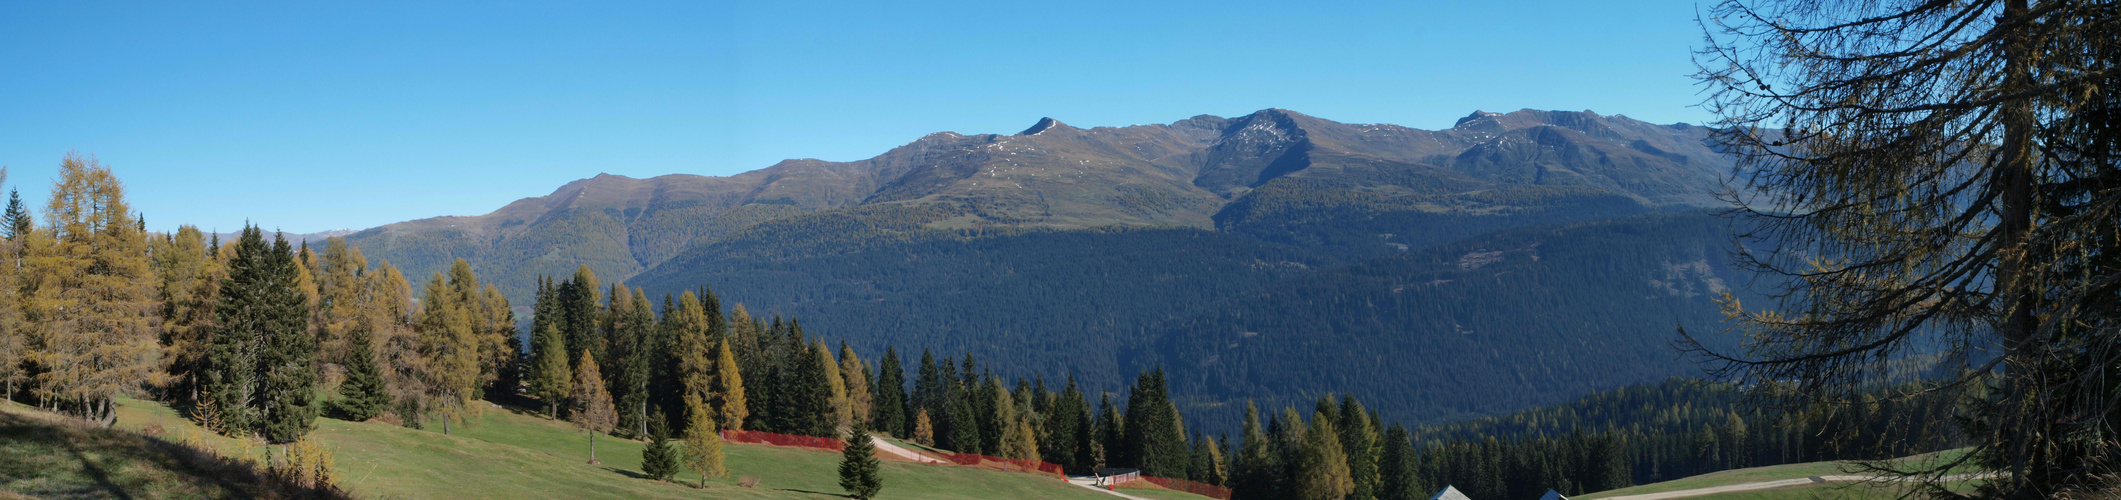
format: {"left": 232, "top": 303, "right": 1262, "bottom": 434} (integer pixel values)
{"left": 1, "top": 396, "right": 1138, "bottom": 499}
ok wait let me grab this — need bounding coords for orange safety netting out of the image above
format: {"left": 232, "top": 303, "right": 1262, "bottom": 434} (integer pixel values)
{"left": 941, "top": 453, "right": 1066, "bottom": 477}
{"left": 1143, "top": 476, "right": 1233, "bottom": 500}
{"left": 720, "top": 429, "right": 843, "bottom": 452}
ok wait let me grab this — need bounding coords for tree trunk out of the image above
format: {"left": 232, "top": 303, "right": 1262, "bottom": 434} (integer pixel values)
{"left": 588, "top": 432, "right": 600, "bottom": 464}
{"left": 1994, "top": 0, "right": 2043, "bottom": 489}
{"left": 444, "top": 418, "right": 451, "bottom": 436}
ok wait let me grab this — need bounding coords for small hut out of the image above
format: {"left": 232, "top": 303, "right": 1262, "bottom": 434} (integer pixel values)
{"left": 1429, "top": 485, "right": 1474, "bottom": 500}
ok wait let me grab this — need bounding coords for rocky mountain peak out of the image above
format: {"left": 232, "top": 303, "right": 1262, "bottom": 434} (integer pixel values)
{"left": 1018, "top": 117, "right": 1070, "bottom": 136}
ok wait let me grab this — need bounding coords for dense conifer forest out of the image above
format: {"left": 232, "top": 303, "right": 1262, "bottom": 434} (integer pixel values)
{"left": 0, "top": 159, "right": 1972, "bottom": 499}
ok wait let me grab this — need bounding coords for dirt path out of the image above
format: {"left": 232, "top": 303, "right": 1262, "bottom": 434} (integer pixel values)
{"left": 1066, "top": 477, "right": 1158, "bottom": 500}
{"left": 869, "top": 436, "right": 949, "bottom": 464}
{"left": 1598, "top": 474, "right": 1992, "bottom": 499}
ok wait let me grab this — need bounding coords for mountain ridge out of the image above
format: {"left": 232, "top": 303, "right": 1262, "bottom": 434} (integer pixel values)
{"left": 346, "top": 107, "right": 1733, "bottom": 301}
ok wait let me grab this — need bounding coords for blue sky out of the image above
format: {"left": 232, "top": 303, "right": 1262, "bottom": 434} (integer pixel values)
{"left": 1, "top": 1, "right": 1715, "bottom": 233}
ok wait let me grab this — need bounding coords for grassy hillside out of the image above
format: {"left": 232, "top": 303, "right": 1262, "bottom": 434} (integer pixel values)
{"left": 0, "top": 400, "right": 346, "bottom": 499}
{"left": 1577, "top": 450, "right": 1980, "bottom": 499}
{"left": 4, "top": 397, "right": 1132, "bottom": 500}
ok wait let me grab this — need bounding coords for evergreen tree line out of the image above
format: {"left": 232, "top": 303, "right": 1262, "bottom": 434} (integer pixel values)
{"left": 1389, "top": 378, "right": 1969, "bottom": 500}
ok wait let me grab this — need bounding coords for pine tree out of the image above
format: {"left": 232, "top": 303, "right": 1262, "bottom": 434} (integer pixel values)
{"left": 839, "top": 343, "right": 872, "bottom": 430}
{"left": 1298, "top": 411, "right": 1354, "bottom": 500}
{"left": 871, "top": 347, "right": 907, "bottom": 437}
{"left": 367, "top": 260, "right": 425, "bottom": 426}
{"left": 994, "top": 382, "right": 1039, "bottom": 462}
{"left": 1097, "top": 394, "right": 1123, "bottom": 470}
{"left": 419, "top": 261, "right": 483, "bottom": 435}
{"left": 256, "top": 232, "right": 318, "bottom": 443}
{"left": 1233, "top": 401, "right": 1280, "bottom": 500}
{"left": 1122, "top": 368, "right": 1189, "bottom": 477}
{"left": 150, "top": 225, "right": 219, "bottom": 411}
{"left": 821, "top": 342, "right": 851, "bottom": 433}
{"left": 669, "top": 292, "right": 711, "bottom": 434}
{"left": 528, "top": 318, "right": 573, "bottom": 419}
{"left": 682, "top": 394, "right": 726, "bottom": 488}
{"left": 22, "top": 155, "right": 159, "bottom": 427}
{"left": 571, "top": 351, "right": 618, "bottom": 465}
{"left": 313, "top": 237, "right": 367, "bottom": 367}
{"left": 1339, "top": 396, "right": 1380, "bottom": 500}
{"left": 641, "top": 408, "right": 680, "bottom": 482}
{"left": 946, "top": 378, "right": 981, "bottom": 454}
{"left": 1376, "top": 424, "right": 1418, "bottom": 500}
{"left": 331, "top": 317, "right": 391, "bottom": 421}
{"left": 559, "top": 266, "right": 601, "bottom": 371}
{"left": 477, "top": 285, "right": 520, "bottom": 402}
{"left": 713, "top": 339, "right": 748, "bottom": 431}
{"left": 838, "top": 426, "right": 884, "bottom": 500}
{"left": 1065, "top": 378, "right": 1097, "bottom": 474}
{"left": 0, "top": 187, "right": 27, "bottom": 240}
{"left": 913, "top": 409, "right": 935, "bottom": 446}
{"left": 201, "top": 226, "right": 269, "bottom": 434}
{"left": 612, "top": 287, "right": 655, "bottom": 438}
{"left": 1192, "top": 435, "right": 1228, "bottom": 487}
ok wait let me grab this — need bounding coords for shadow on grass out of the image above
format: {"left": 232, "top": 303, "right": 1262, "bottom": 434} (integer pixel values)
{"left": 0, "top": 409, "right": 354, "bottom": 500}
{"left": 775, "top": 487, "right": 850, "bottom": 497}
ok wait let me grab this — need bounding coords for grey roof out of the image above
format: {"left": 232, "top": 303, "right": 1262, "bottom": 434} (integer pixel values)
{"left": 1539, "top": 490, "right": 1569, "bottom": 500}
{"left": 1430, "top": 485, "right": 1474, "bottom": 500}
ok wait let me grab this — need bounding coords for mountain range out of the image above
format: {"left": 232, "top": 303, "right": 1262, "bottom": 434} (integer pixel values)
{"left": 341, "top": 108, "right": 1750, "bottom": 429}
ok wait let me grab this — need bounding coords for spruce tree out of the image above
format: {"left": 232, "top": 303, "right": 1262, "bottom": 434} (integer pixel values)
{"left": 946, "top": 379, "right": 981, "bottom": 454}
{"left": 256, "top": 233, "right": 319, "bottom": 443}
{"left": 871, "top": 347, "right": 907, "bottom": 437}
{"left": 1339, "top": 396, "right": 1380, "bottom": 500}
{"left": 1233, "top": 401, "right": 1279, "bottom": 500}
{"left": 1298, "top": 412, "right": 1354, "bottom": 500}
{"left": 331, "top": 317, "right": 391, "bottom": 421}
{"left": 528, "top": 320, "right": 573, "bottom": 419}
{"left": 1065, "top": 378, "right": 1097, "bottom": 474}
{"left": 202, "top": 226, "right": 271, "bottom": 434}
{"left": 559, "top": 266, "right": 601, "bottom": 370}
{"left": 1122, "top": 368, "right": 1189, "bottom": 477}
{"left": 641, "top": 409, "right": 680, "bottom": 481}
{"left": 911, "top": 350, "right": 942, "bottom": 426}
{"left": 609, "top": 287, "right": 654, "bottom": 438}
{"left": 793, "top": 341, "right": 836, "bottom": 437}
{"left": 838, "top": 426, "right": 883, "bottom": 500}
{"left": 0, "top": 187, "right": 25, "bottom": 240}
{"left": 1097, "top": 394, "right": 1123, "bottom": 469}
{"left": 1377, "top": 424, "right": 1418, "bottom": 500}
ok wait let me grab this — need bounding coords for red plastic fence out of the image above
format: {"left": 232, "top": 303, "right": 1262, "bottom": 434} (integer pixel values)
{"left": 721, "top": 429, "right": 843, "bottom": 452}
{"left": 942, "top": 452, "right": 1065, "bottom": 477}
{"left": 1143, "top": 476, "right": 1233, "bottom": 500}
{"left": 721, "top": 430, "right": 1067, "bottom": 479}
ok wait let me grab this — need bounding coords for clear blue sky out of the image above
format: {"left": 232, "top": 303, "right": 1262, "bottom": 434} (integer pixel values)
{"left": 1, "top": 1, "right": 1715, "bottom": 234}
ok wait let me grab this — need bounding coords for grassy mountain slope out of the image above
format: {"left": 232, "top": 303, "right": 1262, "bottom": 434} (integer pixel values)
{"left": 20, "top": 397, "right": 1119, "bottom": 500}
{"left": 1576, "top": 449, "right": 1981, "bottom": 500}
